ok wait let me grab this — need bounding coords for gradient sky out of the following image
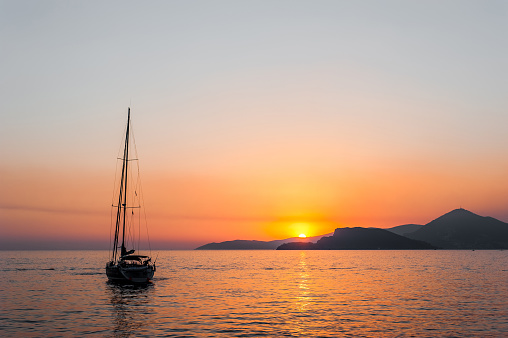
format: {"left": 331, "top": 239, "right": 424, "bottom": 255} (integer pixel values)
{"left": 1, "top": 1, "right": 507, "bottom": 249}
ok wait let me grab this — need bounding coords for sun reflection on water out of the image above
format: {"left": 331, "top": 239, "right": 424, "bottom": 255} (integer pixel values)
{"left": 297, "top": 251, "right": 310, "bottom": 312}
{"left": 107, "top": 282, "right": 155, "bottom": 337}
{"left": 291, "top": 251, "right": 315, "bottom": 336}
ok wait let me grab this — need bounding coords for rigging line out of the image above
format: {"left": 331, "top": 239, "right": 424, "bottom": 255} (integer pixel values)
{"left": 127, "top": 114, "right": 152, "bottom": 255}
{"left": 132, "top": 126, "right": 152, "bottom": 254}
{"left": 110, "top": 161, "right": 117, "bottom": 206}
{"left": 132, "top": 168, "right": 141, "bottom": 249}
{"left": 137, "top": 165, "right": 152, "bottom": 255}
{"left": 109, "top": 203, "right": 114, "bottom": 259}
{"left": 124, "top": 139, "right": 133, "bottom": 251}
{"left": 109, "top": 154, "right": 122, "bottom": 260}
{"left": 127, "top": 201, "right": 133, "bottom": 249}
{"left": 130, "top": 120, "right": 142, "bottom": 172}
{"left": 113, "top": 153, "right": 126, "bottom": 261}
{"left": 132, "top": 211, "right": 136, "bottom": 250}
{"left": 110, "top": 150, "right": 122, "bottom": 259}
{"left": 129, "top": 164, "right": 136, "bottom": 251}
{"left": 130, "top": 173, "right": 138, "bottom": 251}
{"left": 130, "top": 122, "right": 151, "bottom": 253}
{"left": 127, "top": 168, "right": 134, "bottom": 249}
{"left": 112, "top": 115, "right": 129, "bottom": 261}
{"left": 134, "top": 166, "right": 140, "bottom": 252}
{"left": 129, "top": 212, "right": 134, "bottom": 250}
{"left": 115, "top": 120, "right": 128, "bottom": 178}
{"left": 138, "top": 194, "right": 141, "bottom": 251}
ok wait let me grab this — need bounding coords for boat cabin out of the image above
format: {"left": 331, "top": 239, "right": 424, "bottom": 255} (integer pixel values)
{"left": 120, "top": 255, "right": 151, "bottom": 266}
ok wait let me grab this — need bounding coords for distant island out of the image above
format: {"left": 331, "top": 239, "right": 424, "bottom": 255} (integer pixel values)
{"left": 277, "top": 227, "right": 437, "bottom": 250}
{"left": 195, "top": 233, "right": 332, "bottom": 250}
{"left": 195, "top": 209, "right": 508, "bottom": 250}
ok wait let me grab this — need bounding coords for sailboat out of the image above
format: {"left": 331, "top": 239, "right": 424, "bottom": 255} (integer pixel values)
{"left": 106, "top": 107, "right": 156, "bottom": 283}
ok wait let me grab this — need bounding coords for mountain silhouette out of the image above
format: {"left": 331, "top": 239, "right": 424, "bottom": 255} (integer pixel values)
{"left": 195, "top": 209, "right": 508, "bottom": 250}
{"left": 195, "top": 233, "right": 332, "bottom": 250}
{"left": 386, "top": 224, "right": 423, "bottom": 236}
{"left": 196, "top": 240, "right": 285, "bottom": 250}
{"left": 277, "top": 227, "right": 437, "bottom": 250}
{"left": 406, "top": 208, "right": 508, "bottom": 249}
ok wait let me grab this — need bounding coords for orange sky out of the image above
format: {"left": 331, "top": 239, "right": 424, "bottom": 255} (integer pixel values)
{"left": 2, "top": 153, "right": 508, "bottom": 249}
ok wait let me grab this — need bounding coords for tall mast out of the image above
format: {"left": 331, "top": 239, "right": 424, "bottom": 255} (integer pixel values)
{"left": 112, "top": 108, "right": 131, "bottom": 261}
{"left": 121, "top": 108, "right": 131, "bottom": 257}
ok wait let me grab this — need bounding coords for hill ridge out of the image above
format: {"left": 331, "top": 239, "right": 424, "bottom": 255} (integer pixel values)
{"left": 195, "top": 209, "right": 508, "bottom": 250}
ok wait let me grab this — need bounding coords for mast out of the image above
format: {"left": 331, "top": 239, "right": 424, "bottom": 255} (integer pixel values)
{"left": 112, "top": 108, "right": 131, "bottom": 261}
{"left": 121, "top": 108, "right": 131, "bottom": 257}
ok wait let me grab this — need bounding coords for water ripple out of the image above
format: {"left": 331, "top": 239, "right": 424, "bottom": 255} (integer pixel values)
{"left": 1, "top": 250, "right": 508, "bottom": 337}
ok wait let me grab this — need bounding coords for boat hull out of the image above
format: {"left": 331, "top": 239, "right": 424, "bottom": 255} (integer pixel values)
{"left": 106, "top": 263, "right": 155, "bottom": 284}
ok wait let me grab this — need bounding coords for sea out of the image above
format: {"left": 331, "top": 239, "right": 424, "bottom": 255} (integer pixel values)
{"left": 1, "top": 250, "right": 507, "bottom": 337}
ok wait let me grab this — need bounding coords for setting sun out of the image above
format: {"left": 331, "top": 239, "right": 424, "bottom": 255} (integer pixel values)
{"left": 299, "top": 234, "right": 306, "bottom": 238}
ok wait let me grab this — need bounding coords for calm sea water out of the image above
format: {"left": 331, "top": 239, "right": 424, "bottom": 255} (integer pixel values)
{"left": 1, "top": 250, "right": 507, "bottom": 337}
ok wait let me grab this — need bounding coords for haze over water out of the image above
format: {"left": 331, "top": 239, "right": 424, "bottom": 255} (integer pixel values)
{"left": 2, "top": 250, "right": 507, "bottom": 337}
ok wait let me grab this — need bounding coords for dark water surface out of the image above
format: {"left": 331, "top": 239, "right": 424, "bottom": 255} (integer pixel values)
{"left": 1, "top": 250, "right": 507, "bottom": 337}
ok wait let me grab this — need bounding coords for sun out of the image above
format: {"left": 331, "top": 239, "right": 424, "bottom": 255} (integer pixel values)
{"left": 289, "top": 222, "right": 311, "bottom": 238}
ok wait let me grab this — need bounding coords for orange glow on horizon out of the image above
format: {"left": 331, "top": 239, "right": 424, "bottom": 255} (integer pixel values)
{"left": 261, "top": 220, "right": 336, "bottom": 240}
{"left": 3, "top": 155, "right": 508, "bottom": 249}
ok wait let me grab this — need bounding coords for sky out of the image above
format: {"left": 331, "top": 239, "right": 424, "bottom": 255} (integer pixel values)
{"left": 1, "top": 0, "right": 507, "bottom": 249}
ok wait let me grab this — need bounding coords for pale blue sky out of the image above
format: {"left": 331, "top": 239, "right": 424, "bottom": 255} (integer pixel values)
{"left": 1, "top": 1, "right": 506, "bottom": 175}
